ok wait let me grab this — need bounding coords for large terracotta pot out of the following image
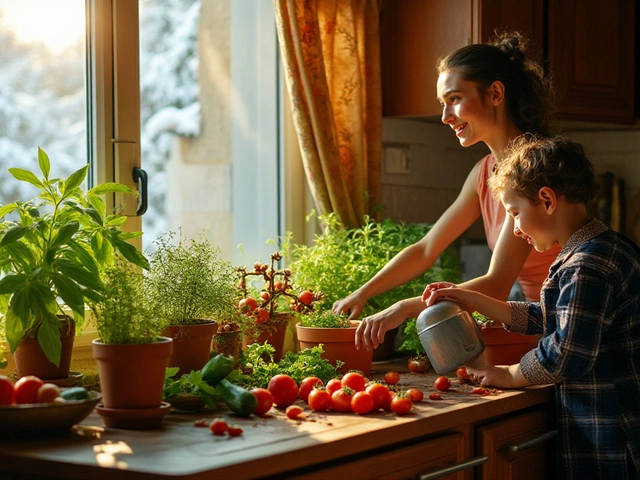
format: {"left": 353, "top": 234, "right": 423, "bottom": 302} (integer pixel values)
{"left": 14, "top": 317, "right": 75, "bottom": 380}
{"left": 92, "top": 337, "right": 172, "bottom": 410}
{"left": 163, "top": 321, "right": 218, "bottom": 376}
{"left": 242, "top": 313, "right": 291, "bottom": 362}
{"left": 296, "top": 320, "right": 373, "bottom": 376}
{"left": 481, "top": 325, "right": 540, "bottom": 366}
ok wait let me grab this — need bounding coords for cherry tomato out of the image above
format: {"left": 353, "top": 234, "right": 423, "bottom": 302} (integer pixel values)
{"left": 384, "top": 371, "right": 400, "bottom": 385}
{"left": 268, "top": 374, "right": 299, "bottom": 408}
{"left": 326, "top": 378, "right": 342, "bottom": 396}
{"left": 36, "top": 383, "right": 61, "bottom": 403}
{"left": 365, "top": 383, "right": 391, "bottom": 411}
{"left": 350, "top": 391, "right": 374, "bottom": 415}
{"left": 285, "top": 405, "right": 304, "bottom": 419}
{"left": 250, "top": 388, "right": 274, "bottom": 416}
{"left": 298, "top": 290, "right": 314, "bottom": 305}
{"left": 14, "top": 376, "right": 44, "bottom": 404}
{"left": 341, "top": 372, "right": 366, "bottom": 392}
{"left": 227, "top": 425, "right": 243, "bottom": 437}
{"left": 308, "top": 388, "right": 332, "bottom": 412}
{"left": 274, "top": 281, "right": 284, "bottom": 292}
{"left": 255, "top": 308, "right": 270, "bottom": 324}
{"left": 429, "top": 393, "right": 442, "bottom": 400}
{"left": 406, "top": 387, "right": 424, "bottom": 402}
{"left": 298, "top": 377, "right": 323, "bottom": 403}
{"left": 239, "top": 297, "right": 259, "bottom": 312}
{"left": 260, "top": 291, "right": 270, "bottom": 301}
{"left": 434, "top": 376, "right": 451, "bottom": 391}
{"left": 472, "top": 387, "right": 491, "bottom": 396}
{"left": 210, "top": 418, "right": 228, "bottom": 436}
{"left": 408, "top": 356, "right": 429, "bottom": 373}
{"left": 456, "top": 366, "right": 470, "bottom": 382}
{"left": 193, "top": 418, "right": 209, "bottom": 428}
{"left": 0, "top": 376, "right": 15, "bottom": 406}
{"left": 331, "top": 388, "right": 353, "bottom": 413}
{"left": 390, "top": 393, "right": 413, "bottom": 415}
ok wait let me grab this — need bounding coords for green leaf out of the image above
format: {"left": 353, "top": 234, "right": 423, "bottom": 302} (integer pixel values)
{"left": 8, "top": 168, "right": 44, "bottom": 188}
{"left": 89, "top": 182, "right": 137, "bottom": 196}
{"left": 111, "top": 235, "right": 150, "bottom": 270}
{"left": 0, "top": 203, "right": 18, "bottom": 219}
{"left": 82, "top": 206, "right": 105, "bottom": 226}
{"left": 4, "top": 243, "right": 37, "bottom": 272}
{"left": 67, "top": 240, "right": 100, "bottom": 275}
{"left": 50, "top": 222, "right": 80, "bottom": 249}
{"left": 90, "top": 232, "right": 112, "bottom": 266}
{"left": 105, "top": 215, "right": 127, "bottom": 227}
{"left": 4, "top": 307, "right": 27, "bottom": 353}
{"left": 52, "top": 273, "right": 85, "bottom": 318}
{"left": 38, "top": 316, "right": 62, "bottom": 367}
{"left": 62, "top": 165, "right": 89, "bottom": 195}
{"left": 0, "top": 274, "right": 27, "bottom": 295}
{"left": 55, "top": 259, "right": 103, "bottom": 291}
{"left": 87, "top": 194, "right": 106, "bottom": 219}
{"left": 0, "top": 225, "right": 31, "bottom": 247}
{"left": 37, "top": 147, "right": 51, "bottom": 180}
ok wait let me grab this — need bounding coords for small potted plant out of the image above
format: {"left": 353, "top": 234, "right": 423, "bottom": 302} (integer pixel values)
{"left": 0, "top": 147, "right": 149, "bottom": 380}
{"left": 89, "top": 257, "right": 172, "bottom": 429}
{"left": 472, "top": 312, "right": 540, "bottom": 366}
{"left": 145, "top": 231, "right": 239, "bottom": 376}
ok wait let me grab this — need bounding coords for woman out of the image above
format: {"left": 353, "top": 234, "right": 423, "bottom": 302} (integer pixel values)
{"left": 332, "top": 32, "right": 561, "bottom": 351}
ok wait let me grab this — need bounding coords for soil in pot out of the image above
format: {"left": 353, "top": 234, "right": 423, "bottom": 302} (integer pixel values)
{"left": 481, "top": 325, "right": 541, "bottom": 366}
{"left": 14, "top": 316, "right": 76, "bottom": 380}
{"left": 164, "top": 321, "right": 218, "bottom": 376}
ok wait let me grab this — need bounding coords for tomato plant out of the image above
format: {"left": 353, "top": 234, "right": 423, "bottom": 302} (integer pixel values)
{"left": 365, "top": 383, "right": 391, "bottom": 411}
{"left": 341, "top": 372, "right": 366, "bottom": 392}
{"left": 428, "top": 393, "right": 442, "bottom": 400}
{"left": 285, "top": 405, "right": 304, "bottom": 419}
{"left": 350, "top": 391, "right": 374, "bottom": 415}
{"left": 36, "top": 383, "right": 61, "bottom": 403}
{"left": 434, "top": 376, "right": 451, "bottom": 391}
{"left": 456, "top": 366, "right": 470, "bottom": 382}
{"left": 14, "top": 376, "right": 44, "bottom": 404}
{"left": 268, "top": 374, "right": 299, "bottom": 408}
{"left": 227, "top": 425, "right": 243, "bottom": 437}
{"left": 298, "top": 377, "right": 323, "bottom": 403}
{"left": 239, "top": 297, "right": 258, "bottom": 313}
{"left": 0, "top": 376, "right": 15, "bottom": 406}
{"left": 255, "top": 308, "right": 270, "bottom": 325}
{"left": 390, "top": 392, "right": 413, "bottom": 415}
{"left": 384, "top": 371, "right": 400, "bottom": 385}
{"left": 210, "top": 418, "right": 228, "bottom": 436}
{"left": 406, "top": 388, "right": 424, "bottom": 402}
{"left": 408, "top": 356, "right": 429, "bottom": 373}
{"left": 331, "top": 388, "right": 353, "bottom": 413}
{"left": 326, "top": 378, "right": 342, "bottom": 396}
{"left": 250, "top": 388, "right": 274, "bottom": 416}
{"left": 308, "top": 388, "right": 332, "bottom": 412}
{"left": 298, "top": 290, "right": 314, "bottom": 305}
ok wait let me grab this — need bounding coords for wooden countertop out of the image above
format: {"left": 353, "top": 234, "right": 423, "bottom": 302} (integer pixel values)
{"left": 0, "top": 360, "right": 553, "bottom": 480}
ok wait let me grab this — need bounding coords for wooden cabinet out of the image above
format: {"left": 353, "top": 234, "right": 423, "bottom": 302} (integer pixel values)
{"left": 381, "top": 0, "right": 636, "bottom": 124}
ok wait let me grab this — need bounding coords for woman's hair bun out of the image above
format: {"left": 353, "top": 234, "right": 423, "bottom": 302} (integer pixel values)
{"left": 495, "top": 32, "right": 526, "bottom": 66}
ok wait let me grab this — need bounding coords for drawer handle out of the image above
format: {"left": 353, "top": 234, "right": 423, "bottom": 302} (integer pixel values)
{"left": 418, "top": 455, "right": 488, "bottom": 480}
{"left": 509, "top": 430, "right": 558, "bottom": 453}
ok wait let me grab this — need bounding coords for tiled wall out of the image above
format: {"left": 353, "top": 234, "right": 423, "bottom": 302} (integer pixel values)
{"left": 380, "top": 118, "right": 640, "bottom": 245}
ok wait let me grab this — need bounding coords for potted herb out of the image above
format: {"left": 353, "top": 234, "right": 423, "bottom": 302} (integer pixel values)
{"left": 89, "top": 258, "right": 172, "bottom": 429}
{"left": 145, "top": 231, "right": 239, "bottom": 376}
{"left": 296, "top": 310, "right": 373, "bottom": 376}
{"left": 0, "top": 147, "right": 149, "bottom": 380}
{"left": 472, "top": 312, "right": 540, "bottom": 366}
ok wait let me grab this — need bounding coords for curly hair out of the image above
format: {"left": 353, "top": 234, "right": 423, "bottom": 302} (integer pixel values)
{"left": 438, "top": 31, "right": 556, "bottom": 136}
{"left": 488, "top": 135, "right": 600, "bottom": 205}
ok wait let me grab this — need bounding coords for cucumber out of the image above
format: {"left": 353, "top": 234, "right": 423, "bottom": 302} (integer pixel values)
{"left": 60, "top": 387, "right": 90, "bottom": 401}
{"left": 217, "top": 378, "right": 257, "bottom": 417}
{"left": 200, "top": 354, "right": 234, "bottom": 387}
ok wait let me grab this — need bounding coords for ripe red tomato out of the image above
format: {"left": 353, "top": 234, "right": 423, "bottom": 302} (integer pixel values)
{"left": 250, "top": 388, "right": 274, "bottom": 416}
{"left": 14, "top": 376, "right": 44, "bottom": 404}
{"left": 406, "top": 387, "right": 424, "bottom": 402}
{"left": 456, "top": 366, "right": 470, "bottom": 382}
{"left": 326, "top": 378, "right": 342, "bottom": 396}
{"left": 227, "top": 425, "right": 243, "bottom": 437}
{"left": 384, "top": 371, "right": 400, "bottom": 385}
{"left": 274, "top": 281, "right": 284, "bottom": 292}
{"left": 285, "top": 405, "right": 304, "bottom": 420}
{"left": 0, "top": 375, "right": 15, "bottom": 405}
{"left": 268, "top": 374, "right": 299, "bottom": 408}
{"left": 365, "top": 383, "right": 391, "bottom": 411}
{"left": 434, "top": 376, "right": 451, "bottom": 392}
{"left": 350, "top": 391, "right": 374, "bottom": 415}
{"left": 308, "top": 388, "right": 332, "bottom": 412}
{"left": 331, "top": 388, "right": 353, "bottom": 413}
{"left": 255, "top": 308, "right": 270, "bottom": 324}
{"left": 260, "top": 291, "right": 270, "bottom": 301}
{"left": 210, "top": 418, "right": 228, "bottom": 436}
{"left": 429, "top": 393, "right": 442, "bottom": 401}
{"left": 408, "top": 356, "right": 429, "bottom": 373}
{"left": 390, "top": 394, "right": 413, "bottom": 415}
{"left": 341, "top": 372, "right": 366, "bottom": 392}
{"left": 298, "top": 377, "right": 323, "bottom": 403}
{"left": 297, "top": 290, "right": 314, "bottom": 305}
{"left": 36, "top": 383, "right": 61, "bottom": 403}
{"left": 239, "top": 297, "right": 258, "bottom": 312}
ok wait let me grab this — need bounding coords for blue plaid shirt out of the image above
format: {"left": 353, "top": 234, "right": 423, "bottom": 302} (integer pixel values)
{"left": 508, "top": 219, "right": 640, "bottom": 479}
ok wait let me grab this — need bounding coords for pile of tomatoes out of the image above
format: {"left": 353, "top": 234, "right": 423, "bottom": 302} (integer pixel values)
{"left": 0, "top": 374, "right": 63, "bottom": 405}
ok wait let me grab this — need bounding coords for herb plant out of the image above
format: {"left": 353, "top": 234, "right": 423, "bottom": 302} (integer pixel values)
{"left": 298, "top": 310, "right": 351, "bottom": 329}
{"left": 162, "top": 367, "right": 218, "bottom": 409}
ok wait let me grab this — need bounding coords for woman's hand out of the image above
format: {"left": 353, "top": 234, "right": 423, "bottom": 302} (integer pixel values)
{"left": 332, "top": 291, "right": 367, "bottom": 320}
{"left": 423, "top": 285, "right": 485, "bottom": 313}
{"left": 354, "top": 304, "right": 407, "bottom": 351}
{"left": 421, "top": 282, "right": 457, "bottom": 303}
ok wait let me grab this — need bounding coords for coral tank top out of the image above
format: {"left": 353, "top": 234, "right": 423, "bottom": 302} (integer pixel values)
{"left": 476, "top": 154, "right": 561, "bottom": 301}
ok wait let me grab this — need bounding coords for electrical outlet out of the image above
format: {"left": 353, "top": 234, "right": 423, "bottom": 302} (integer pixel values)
{"left": 384, "top": 146, "right": 410, "bottom": 174}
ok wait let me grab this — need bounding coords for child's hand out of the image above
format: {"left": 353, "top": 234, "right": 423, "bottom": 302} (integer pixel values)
{"left": 466, "top": 365, "right": 513, "bottom": 388}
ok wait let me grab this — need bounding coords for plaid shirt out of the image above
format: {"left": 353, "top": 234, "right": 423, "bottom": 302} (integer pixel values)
{"left": 508, "top": 219, "right": 640, "bottom": 479}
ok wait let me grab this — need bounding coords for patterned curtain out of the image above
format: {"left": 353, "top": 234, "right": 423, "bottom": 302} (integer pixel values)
{"left": 274, "top": 0, "right": 382, "bottom": 228}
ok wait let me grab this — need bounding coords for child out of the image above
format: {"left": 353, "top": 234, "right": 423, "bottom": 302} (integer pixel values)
{"left": 422, "top": 135, "right": 640, "bottom": 479}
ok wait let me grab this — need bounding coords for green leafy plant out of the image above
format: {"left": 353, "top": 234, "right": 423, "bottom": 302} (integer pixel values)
{"left": 145, "top": 231, "right": 240, "bottom": 326}
{"left": 162, "top": 367, "right": 218, "bottom": 409}
{"left": 88, "top": 257, "right": 161, "bottom": 344}
{"left": 0, "top": 147, "right": 149, "bottom": 365}
{"left": 298, "top": 310, "right": 351, "bottom": 329}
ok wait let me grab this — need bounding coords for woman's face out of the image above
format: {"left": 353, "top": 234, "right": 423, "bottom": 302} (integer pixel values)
{"left": 437, "top": 70, "right": 496, "bottom": 148}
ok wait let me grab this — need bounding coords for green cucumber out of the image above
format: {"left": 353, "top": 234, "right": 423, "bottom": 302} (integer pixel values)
{"left": 60, "top": 387, "right": 90, "bottom": 401}
{"left": 200, "top": 354, "right": 234, "bottom": 387}
{"left": 217, "top": 378, "right": 257, "bottom": 417}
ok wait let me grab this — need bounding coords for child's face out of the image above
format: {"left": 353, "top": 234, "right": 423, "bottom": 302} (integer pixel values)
{"left": 500, "top": 188, "right": 554, "bottom": 252}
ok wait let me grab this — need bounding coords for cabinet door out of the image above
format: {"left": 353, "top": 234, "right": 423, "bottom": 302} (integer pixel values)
{"left": 477, "top": 0, "right": 544, "bottom": 54}
{"left": 548, "top": 0, "right": 636, "bottom": 123}
{"left": 478, "top": 408, "right": 556, "bottom": 480}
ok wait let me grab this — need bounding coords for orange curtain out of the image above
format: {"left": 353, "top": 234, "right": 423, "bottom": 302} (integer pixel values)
{"left": 274, "top": 0, "right": 382, "bottom": 228}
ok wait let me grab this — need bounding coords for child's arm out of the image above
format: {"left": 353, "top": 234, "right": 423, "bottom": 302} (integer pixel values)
{"left": 466, "top": 363, "right": 531, "bottom": 389}
{"left": 422, "top": 285, "right": 513, "bottom": 326}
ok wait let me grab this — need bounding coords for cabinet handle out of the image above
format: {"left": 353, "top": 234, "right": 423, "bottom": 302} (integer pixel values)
{"left": 509, "top": 430, "right": 557, "bottom": 454}
{"left": 417, "top": 456, "right": 488, "bottom": 480}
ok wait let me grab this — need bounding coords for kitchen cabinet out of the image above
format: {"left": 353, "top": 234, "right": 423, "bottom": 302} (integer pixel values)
{"left": 381, "top": 0, "right": 636, "bottom": 124}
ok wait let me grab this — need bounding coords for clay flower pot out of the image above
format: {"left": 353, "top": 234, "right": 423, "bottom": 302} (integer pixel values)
{"left": 163, "top": 321, "right": 218, "bottom": 376}
{"left": 242, "top": 313, "right": 292, "bottom": 362}
{"left": 296, "top": 320, "right": 373, "bottom": 376}
{"left": 480, "top": 325, "right": 541, "bottom": 366}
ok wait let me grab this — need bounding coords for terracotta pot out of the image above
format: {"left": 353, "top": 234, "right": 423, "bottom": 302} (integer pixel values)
{"left": 14, "top": 317, "right": 75, "bottom": 380}
{"left": 163, "top": 321, "right": 218, "bottom": 376}
{"left": 211, "top": 330, "right": 243, "bottom": 365}
{"left": 296, "top": 320, "right": 373, "bottom": 376}
{"left": 481, "top": 325, "right": 541, "bottom": 366}
{"left": 92, "top": 337, "right": 173, "bottom": 410}
{"left": 242, "top": 314, "right": 290, "bottom": 362}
